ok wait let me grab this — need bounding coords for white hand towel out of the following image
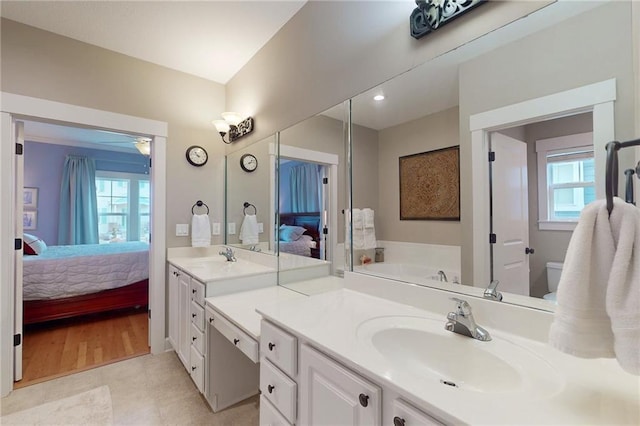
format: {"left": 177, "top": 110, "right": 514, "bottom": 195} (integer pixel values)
{"left": 549, "top": 199, "right": 616, "bottom": 358}
{"left": 191, "top": 214, "right": 211, "bottom": 247}
{"left": 363, "top": 229, "right": 377, "bottom": 250}
{"left": 606, "top": 199, "right": 640, "bottom": 375}
{"left": 240, "top": 214, "right": 259, "bottom": 245}
{"left": 363, "top": 208, "right": 375, "bottom": 228}
{"left": 352, "top": 208, "right": 364, "bottom": 230}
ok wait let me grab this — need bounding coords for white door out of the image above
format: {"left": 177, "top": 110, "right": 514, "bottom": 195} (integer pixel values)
{"left": 13, "top": 120, "right": 24, "bottom": 381}
{"left": 490, "top": 133, "right": 530, "bottom": 296}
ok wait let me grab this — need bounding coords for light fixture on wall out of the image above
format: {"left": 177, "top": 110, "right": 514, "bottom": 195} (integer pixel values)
{"left": 212, "top": 112, "right": 254, "bottom": 144}
{"left": 135, "top": 138, "right": 151, "bottom": 156}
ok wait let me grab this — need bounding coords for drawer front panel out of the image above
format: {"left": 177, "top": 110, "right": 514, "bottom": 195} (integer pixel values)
{"left": 260, "top": 320, "right": 297, "bottom": 377}
{"left": 190, "top": 345, "right": 205, "bottom": 394}
{"left": 190, "top": 322, "right": 204, "bottom": 355}
{"left": 259, "top": 395, "right": 293, "bottom": 426}
{"left": 392, "top": 399, "right": 443, "bottom": 426}
{"left": 211, "top": 310, "right": 259, "bottom": 363}
{"left": 190, "top": 278, "right": 205, "bottom": 306}
{"left": 190, "top": 301, "right": 205, "bottom": 331}
{"left": 260, "top": 359, "right": 297, "bottom": 424}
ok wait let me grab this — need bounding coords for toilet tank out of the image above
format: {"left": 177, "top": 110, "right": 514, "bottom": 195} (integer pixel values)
{"left": 546, "top": 261, "right": 564, "bottom": 292}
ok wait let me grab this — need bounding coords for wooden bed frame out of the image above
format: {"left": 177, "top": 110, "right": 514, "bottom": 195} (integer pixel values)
{"left": 280, "top": 212, "right": 322, "bottom": 258}
{"left": 23, "top": 279, "right": 149, "bottom": 325}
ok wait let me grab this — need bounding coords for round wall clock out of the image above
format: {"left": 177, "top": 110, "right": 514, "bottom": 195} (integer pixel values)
{"left": 186, "top": 145, "right": 208, "bottom": 167}
{"left": 240, "top": 153, "right": 258, "bottom": 172}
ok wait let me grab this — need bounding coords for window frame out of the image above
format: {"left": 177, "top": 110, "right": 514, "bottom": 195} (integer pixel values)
{"left": 536, "top": 132, "right": 593, "bottom": 231}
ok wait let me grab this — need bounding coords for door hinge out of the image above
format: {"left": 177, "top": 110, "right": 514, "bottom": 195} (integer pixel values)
{"left": 322, "top": 226, "right": 328, "bottom": 235}
{"left": 488, "top": 151, "right": 495, "bottom": 162}
{"left": 149, "top": 158, "right": 152, "bottom": 168}
{"left": 322, "top": 177, "right": 328, "bottom": 184}
{"left": 148, "top": 310, "right": 151, "bottom": 319}
{"left": 16, "top": 143, "right": 23, "bottom": 155}
{"left": 489, "top": 233, "right": 497, "bottom": 244}
{"left": 14, "top": 334, "right": 21, "bottom": 347}
{"left": 15, "top": 238, "right": 22, "bottom": 250}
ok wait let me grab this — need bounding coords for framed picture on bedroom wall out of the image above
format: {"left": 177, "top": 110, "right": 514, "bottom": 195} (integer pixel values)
{"left": 24, "top": 187, "right": 38, "bottom": 209}
{"left": 23, "top": 211, "right": 37, "bottom": 230}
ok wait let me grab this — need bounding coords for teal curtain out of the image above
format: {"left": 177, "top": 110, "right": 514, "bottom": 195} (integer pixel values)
{"left": 290, "top": 163, "right": 321, "bottom": 212}
{"left": 58, "top": 155, "right": 99, "bottom": 245}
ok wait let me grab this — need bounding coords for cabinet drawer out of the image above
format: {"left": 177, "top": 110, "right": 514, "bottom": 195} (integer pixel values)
{"left": 211, "top": 310, "right": 259, "bottom": 363}
{"left": 259, "top": 395, "right": 293, "bottom": 426}
{"left": 190, "top": 345, "right": 205, "bottom": 394}
{"left": 190, "top": 301, "right": 205, "bottom": 331}
{"left": 190, "top": 278, "right": 205, "bottom": 306}
{"left": 260, "top": 359, "right": 297, "bottom": 424}
{"left": 260, "top": 320, "right": 297, "bottom": 377}
{"left": 392, "top": 399, "right": 443, "bottom": 426}
{"left": 190, "top": 322, "right": 205, "bottom": 355}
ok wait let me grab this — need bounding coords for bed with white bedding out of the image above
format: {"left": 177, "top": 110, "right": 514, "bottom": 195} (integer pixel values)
{"left": 279, "top": 212, "right": 322, "bottom": 258}
{"left": 278, "top": 235, "right": 317, "bottom": 257}
{"left": 23, "top": 241, "right": 149, "bottom": 324}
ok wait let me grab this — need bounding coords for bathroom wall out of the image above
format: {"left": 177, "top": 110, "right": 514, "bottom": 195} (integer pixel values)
{"left": 376, "top": 106, "right": 460, "bottom": 246}
{"left": 23, "top": 141, "right": 149, "bottom": 245}
{"left": 458, "top": 2, "right": 635, "bottom": 283}
{"left": 1, "top": 18, "right": 226, "bottom": 248}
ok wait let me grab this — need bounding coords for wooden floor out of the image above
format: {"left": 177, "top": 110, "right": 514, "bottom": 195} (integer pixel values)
{"left": 16, "top": 308, "right": 149, "bottom": 388}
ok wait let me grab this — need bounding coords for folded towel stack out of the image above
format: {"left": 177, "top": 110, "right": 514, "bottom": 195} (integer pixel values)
{"left": 348, "top": 208, "right": 377, "bottom": 250}
{"left": 240, "top": 214, "right": 259, "bottom": 245}
{"left": 191, "top": 214, "right": 211, "bottom": 247}
{"left": 549, "top": 197, "right": 640, "bottom": 375}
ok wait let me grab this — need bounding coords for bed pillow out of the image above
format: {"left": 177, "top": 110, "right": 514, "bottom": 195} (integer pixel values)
{"left": 23, "top": 233, "right": 47, "bottom": 255}
{"left": 279, "top": 225, "right": 307, "bottom": 242}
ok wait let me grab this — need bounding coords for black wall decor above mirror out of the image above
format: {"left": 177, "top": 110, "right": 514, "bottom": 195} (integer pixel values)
{"left": 410, "top": 0, "right": 486, "bottom": 40}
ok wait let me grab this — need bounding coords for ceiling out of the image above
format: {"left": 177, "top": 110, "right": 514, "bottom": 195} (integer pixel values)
{"left": 1, "top": 0, "right": 306, "bottom": 84}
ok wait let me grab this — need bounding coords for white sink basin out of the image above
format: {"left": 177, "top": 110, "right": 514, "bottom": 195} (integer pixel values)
{"left": 357, "top": 315, "right": 563, "bottom": 396}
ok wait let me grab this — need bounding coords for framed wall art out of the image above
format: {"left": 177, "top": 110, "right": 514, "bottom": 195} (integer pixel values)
{"left": 399, "top": 146, "right": 460, "bottom": 220}
{"left": 24, "top": 187, "right": 38, "bottom": 209}
{"left": 23, "top": 211, "right": 37, "bottom": 230}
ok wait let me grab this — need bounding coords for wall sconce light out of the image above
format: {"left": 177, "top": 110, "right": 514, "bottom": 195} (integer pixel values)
{"left": 212, "top": 112, "right": 254, "bottom": 144}
{"left": 135, "top": 138, "right": 151, "bottom": 156}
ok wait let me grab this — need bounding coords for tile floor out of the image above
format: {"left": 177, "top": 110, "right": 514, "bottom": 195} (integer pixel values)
{"left": 1, "top": 351, "right": 259, "bottom": 425}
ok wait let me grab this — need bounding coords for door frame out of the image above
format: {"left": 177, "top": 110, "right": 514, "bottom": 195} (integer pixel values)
{"left": 1, "top": 93, "right": 168, "bottom": 397}
{"left": 469, "top": 78, "right": 616, "bottom": 288}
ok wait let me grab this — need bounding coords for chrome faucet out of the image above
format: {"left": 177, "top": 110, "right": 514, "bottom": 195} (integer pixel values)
{"left": 219, "top": 247, "right": 237, "bottom": 262}
{"left": 483, "top": 280, "right": 503, "bottom": 301}
{"left": 445, "top": 298, "right": 492, "bottom": 341}
{"left": 436, "top": 270, "right": 448, "bottom": 282}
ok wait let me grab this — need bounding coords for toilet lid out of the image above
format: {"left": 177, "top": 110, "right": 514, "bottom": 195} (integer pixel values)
{"left": 543, "top": 292, "right": 557, "bottom": 302}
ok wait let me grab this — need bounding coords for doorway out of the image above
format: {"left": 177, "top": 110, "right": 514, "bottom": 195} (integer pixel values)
{"left": 1, "top": 93, "right": 168, "bottom": 397}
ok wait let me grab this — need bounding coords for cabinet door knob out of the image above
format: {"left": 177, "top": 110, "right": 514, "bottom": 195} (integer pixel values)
{"left": 267, "top": 384, "right": 275, "bottom": 394}
{"left": 192, "top": 336, "right": 197, "bottom": 341}
{"left": 209, "top": 317, "right": 214, "bottom": 323}
{"left": 191, "top": 366, "right": 196, "bottom": 371}
{"left": 233, "top": 338, "right": 240, "bottom": 345}
{"left": 393, "top": 416, "right": 406, "bottom": 426}
{"left": 192, "top": 313, "right": 196, "bottom": 318}
{"left": 192, "top": 289, "right": 197, "bottom": 294}
{"left": 268, "top": 342, "right": 276, "bottom": 351}
{"left": 358, "top": 393, "right": 369, "bottom": 407}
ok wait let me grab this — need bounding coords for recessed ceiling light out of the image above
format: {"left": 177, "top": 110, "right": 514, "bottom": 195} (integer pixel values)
{"left": 373, "top": 95, "right": 385, "bottom": 101}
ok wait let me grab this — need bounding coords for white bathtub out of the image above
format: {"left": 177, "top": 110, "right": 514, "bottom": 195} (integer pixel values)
{"left": 354, "top": 262, "right": 460, "bottom": 285}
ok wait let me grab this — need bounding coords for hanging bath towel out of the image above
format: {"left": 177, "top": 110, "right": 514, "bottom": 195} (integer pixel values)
{"left": 191, "top": 214, "right": 211, "bottom": 247}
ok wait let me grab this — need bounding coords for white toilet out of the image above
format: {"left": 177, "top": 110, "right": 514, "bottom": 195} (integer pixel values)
{"left": 544, "top": 261, "right": 564, "bottom": 302}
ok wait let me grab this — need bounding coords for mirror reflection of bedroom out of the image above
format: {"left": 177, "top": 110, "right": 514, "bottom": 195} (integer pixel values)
{"left": 18, "top": 120, "right": 151, "bottom": 387}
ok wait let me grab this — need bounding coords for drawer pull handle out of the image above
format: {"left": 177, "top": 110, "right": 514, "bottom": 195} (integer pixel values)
{"left": 191, "top": 366, "right": 196, "bottom": 371}
{"left": 233, "top": 338, "right": 240, "bottom": 345}
{"left": 358, "top": 393, "right": 369, "bottom": 407}
{"left": 209, "top": 317, "right": 214, "bottom": 323}
{"left": 267, "top": 385, "right": 275, "bottom": 394}
{"left": 192, "top": 313, "right": 197, "bottom": 318}
{"left": 268, "top": 342, "right": 276, "bottom": 351}
{"left": 192, "top": 336, "right": 197, "bottom": 341}
{"left": 393, "top": 417, "right": 406, "bottom": 426}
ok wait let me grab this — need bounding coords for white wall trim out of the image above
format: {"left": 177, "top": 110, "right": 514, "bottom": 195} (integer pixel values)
{"left": 0, "top": 92, "right": 167, "bottom": 397}
{"left": 279, "top": 144, "right": 339, "bottom": 165}
{"left": 469, "top": 80, "right": 616, "bottom": 289}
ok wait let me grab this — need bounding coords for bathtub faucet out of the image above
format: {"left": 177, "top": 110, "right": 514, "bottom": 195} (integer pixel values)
{"left": 436, "top": 270, "right": 448, "bottom": 282}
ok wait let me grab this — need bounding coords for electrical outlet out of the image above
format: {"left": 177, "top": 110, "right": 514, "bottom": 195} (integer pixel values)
{"left": 176, "top": 224, "right": 189, "bottom": 236}
{"left": 258, "top": 223, "right": 264, "bottom": 233}
{"left": 212, "top": 222, "right": 221, "bottom": 235}
{"left": 228, "top": 222, "right": 236, "bottom": 235}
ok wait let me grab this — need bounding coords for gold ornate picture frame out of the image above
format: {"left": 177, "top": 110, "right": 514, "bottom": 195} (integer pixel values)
{"left": 399, "top": 146, "right": 460, "bottom": 220}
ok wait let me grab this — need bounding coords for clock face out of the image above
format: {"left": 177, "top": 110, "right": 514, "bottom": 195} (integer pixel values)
{"left": 240, "top": 154, "right": 258, "bottom": 172}
{"left": 186, "top": 145, "right": 208, "bottom": 167}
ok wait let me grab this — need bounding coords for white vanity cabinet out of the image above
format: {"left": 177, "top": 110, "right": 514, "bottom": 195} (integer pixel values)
{"left": 167, "top": 264, "right": 206, "bottom": 393}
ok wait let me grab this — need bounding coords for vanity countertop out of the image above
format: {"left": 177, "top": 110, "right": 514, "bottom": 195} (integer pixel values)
{"left": 257, "top": 288, "right": 640, "bottom": 425}
{"left": 205, "top": 276, "right": 345, "bottom": 340}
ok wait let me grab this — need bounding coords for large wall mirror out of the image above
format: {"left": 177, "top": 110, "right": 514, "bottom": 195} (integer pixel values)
{"left": 346, "top": 1, "right": 635, "bottom": 310}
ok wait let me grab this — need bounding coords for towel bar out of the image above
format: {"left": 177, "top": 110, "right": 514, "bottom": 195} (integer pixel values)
{"left": 192, "top": 200, "right": 210, "bottom": 215}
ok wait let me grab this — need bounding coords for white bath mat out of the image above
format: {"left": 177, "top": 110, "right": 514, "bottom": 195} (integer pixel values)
{"left": 1, "top": 385, "right": 113, "bottom": 425}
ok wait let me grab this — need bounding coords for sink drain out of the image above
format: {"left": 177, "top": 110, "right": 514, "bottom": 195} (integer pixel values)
{"left": 440, "top": 379, "right": 458, "bottom": 388}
